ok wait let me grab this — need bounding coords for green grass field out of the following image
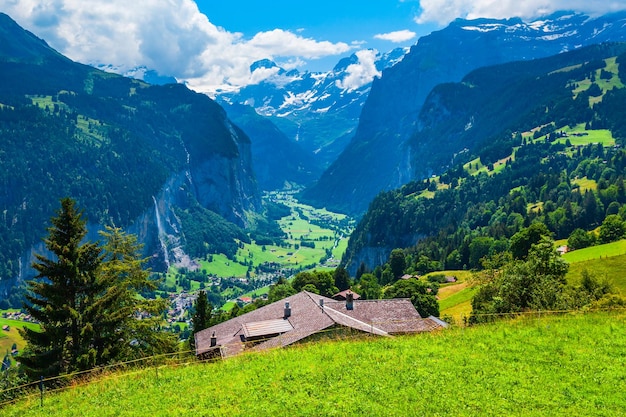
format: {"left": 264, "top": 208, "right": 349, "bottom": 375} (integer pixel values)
{"left": 566, "top": 253, "right": 626, "bottom": 293}
{"left": 0, "top": 312, "right": 40, "bottom": 356}
{"left": 572, "top": 176, "right": 597, "bottom": 192}
{"left": 555, "top": 124, "right": 616, "bottom": 147}
{"left": 4, "top": 312, "right": 625, "bottom": 416}
{"left": 562, "top": 240, "right": 626, "bottom": 264}
{"left": 572, "top": 57, "right": 624, "bottom": 105}
{"left": 426, "top": 270, "right": 475, "bottom": 322}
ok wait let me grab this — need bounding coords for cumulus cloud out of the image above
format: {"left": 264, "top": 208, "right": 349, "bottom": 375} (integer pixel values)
{"left": 2, "top": 0, "right": 352, "bottom": 94}
{"left": 374, "top": 30, "right": 417, "bottom": 43}
{"left": 335, "top": 49, "right": 381, "bottom": 92}
{"left": 416, "top": 0, "right": 626, "bottom": 25}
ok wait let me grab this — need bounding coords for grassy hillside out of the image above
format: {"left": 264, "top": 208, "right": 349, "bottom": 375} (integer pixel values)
{"left": 4, "top": 312, "right": 625, "bottom": 416}
{"left": 439, "top": 239, "right": 626, "bottom": 321}
{"left": 432, "top": 271, "right": 475, "bottom": 321}
{"left": 563, "top": 240, "right": 626, "bottom": 292}
{"left": 0, "top": 311, "right": 39, "bottom": 357}
{"left": 562, "top": 240, "right": 626, "bottom": 264}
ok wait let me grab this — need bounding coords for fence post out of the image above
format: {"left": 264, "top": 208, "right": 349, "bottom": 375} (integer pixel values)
{"left": 39, "top": 375, "right": 44, "bottom": 407}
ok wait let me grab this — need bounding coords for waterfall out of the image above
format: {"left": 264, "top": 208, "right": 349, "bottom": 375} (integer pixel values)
{"left": 180, "top": 139, "right": 193, "bottom": 186}
{"left": 17, "top": 257, "right": 22, "bottom": 281}
{"left": 152, "top": 196, "right": 170, "bottom": 269}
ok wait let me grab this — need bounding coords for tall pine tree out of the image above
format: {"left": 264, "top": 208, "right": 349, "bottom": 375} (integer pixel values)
{"left": 19, "top": 198, "right": 103, "bottom": 376}
{"left": 95, "top": 226, "right": 176, "bottom": 361}
{"left": 188, "top": 290, "right": 212, "bottom": 352}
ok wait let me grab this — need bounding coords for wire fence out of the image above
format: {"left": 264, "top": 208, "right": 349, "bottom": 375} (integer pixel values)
{"left": 1, "top": 305, "right": 625, "bottom": 409}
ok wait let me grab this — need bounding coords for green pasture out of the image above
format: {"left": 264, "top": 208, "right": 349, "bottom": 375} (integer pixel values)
{"left": 572, "top": 57, "right": 624, "bottom": 104}
{"left": 0, "top": 313, "right": 40, "bottom": 355}
{"left": 332, "top": 238, "right": 348, "bottom": 260}
{"left": 198, "top": 254, "right": 249, "bottom": 278}
{"left": 28, "top": 95, "right": 56, "bottom": 109}
{"left": 464, "top": 157, "right": 483, "bottom": 174}
{"left": 426, "top": 270, "right": 475, "bottom": 321}
{"left": 562, "top": 240, "right": 626, "bottom": 264}
{"left": 220, "top": 301, "right": 235, "bottom": 311}
{"left": 6, "top": 312, "right": 626, "bottom": 416}
{"left": 566, "top": 253, "right": 626, "bottom": 293}
{"left": 572, "top": 176, "right": 597, "bottom": 192}
{"left": 439, "top": 286, "right": 478, "bottom": 319}
{"left": 555, "top": 124, "right": 615, "bottom": 147}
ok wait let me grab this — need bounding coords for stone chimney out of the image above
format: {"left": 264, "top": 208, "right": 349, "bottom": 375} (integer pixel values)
{"left": 284, "top": 301, "right": 291, "bottom": 319}
{"left": 346, "top": 291, "right": 354, "bottom": 310}
{"left": 210, "top": 332, "right": 217, "bottom": 347}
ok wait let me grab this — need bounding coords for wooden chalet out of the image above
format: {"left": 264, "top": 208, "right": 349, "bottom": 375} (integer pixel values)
{"left": 195, "top": 291, "right": 447, "bottom": 359}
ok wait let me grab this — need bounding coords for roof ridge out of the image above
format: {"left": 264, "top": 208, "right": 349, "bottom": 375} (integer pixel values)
{"left": 326, "top": 297, "right": 413, "bottom": 303}
{"left": 322, "top": 305, "right": 389, "bottom": 336}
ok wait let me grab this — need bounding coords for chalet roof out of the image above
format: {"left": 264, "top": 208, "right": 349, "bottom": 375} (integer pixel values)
{"left": 401, "top": 274, "right": 420, "bottom": 280}
{"left": 195, "top": 291, "right": 446, "bottom": 358}
{"left": 332, "top": 289, "right": 361, "bottom": 301}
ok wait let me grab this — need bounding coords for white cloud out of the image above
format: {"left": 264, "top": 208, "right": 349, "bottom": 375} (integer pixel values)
{"left": 335, "top": 49, "right": 381, "bottom": 92}
{"left": 247, "top": 29, "right": 350, "bottom": 59}
{"left": 416, "top": 0, "right": 626, "bottom": 25}
{"left": 374, "top": 30, "right": 417, "bottom": 43}
{"left": 2, "top": 0, "right": 352, "bottom": 95}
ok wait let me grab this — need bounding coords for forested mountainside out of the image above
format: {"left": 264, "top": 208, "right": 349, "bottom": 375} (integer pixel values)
{"left": 342, "top": 43, "right": 626, "bottom": 273}
{"left": 303, "top": 11, "right": 626, "bottom": 216}
{"left": 0, "top": 13, "right": 261, "bottom": 295}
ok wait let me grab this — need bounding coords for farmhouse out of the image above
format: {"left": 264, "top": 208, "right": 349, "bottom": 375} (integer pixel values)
{"left": 195, "top": 291, "right": 447, "bottom": 359}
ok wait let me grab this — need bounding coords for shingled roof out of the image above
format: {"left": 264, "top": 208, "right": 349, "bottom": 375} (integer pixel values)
{"left": 195, "top": 291, "right": 446, "bottom": 358}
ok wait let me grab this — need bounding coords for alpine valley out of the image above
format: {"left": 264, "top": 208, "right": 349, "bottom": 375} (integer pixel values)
{"left": 3, "top": 9, "right": 626, "bottom": 310}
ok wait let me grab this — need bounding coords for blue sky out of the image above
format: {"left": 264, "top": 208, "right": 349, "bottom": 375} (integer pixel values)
{"left": 4, "top": 0, "right": 626, "bottom": 94}
{"left": 197, "top": 0, "right": 424, "bottom": 38}
{"left": 196, "top": 0, "right": 433, "bottom": 71}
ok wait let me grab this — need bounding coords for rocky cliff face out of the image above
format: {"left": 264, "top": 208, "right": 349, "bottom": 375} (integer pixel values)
{"left": 136, "top": 148, "right": 259, "bottom": 271}
{"left": 303, "top": 11, "right": 626, "bottom": 216}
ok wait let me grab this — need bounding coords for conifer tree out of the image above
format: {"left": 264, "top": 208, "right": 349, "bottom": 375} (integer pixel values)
{"left": 333, "top": 267, "right": 351, "bottom": 291}
{"left": 19, "top": 198, "right": 103, "bottom": 377}
{"left": 95, "top": 226, "right": 177, "bottom": 361}
{"left": 188, "top": 290, "right": 212, "bottom": 352}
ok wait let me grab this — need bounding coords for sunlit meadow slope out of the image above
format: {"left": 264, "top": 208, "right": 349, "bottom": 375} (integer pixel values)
{"left": 4, "top": 312, "right": 626, "bottom": 416}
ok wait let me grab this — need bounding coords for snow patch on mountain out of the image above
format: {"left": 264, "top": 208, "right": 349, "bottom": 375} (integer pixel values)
{"left": 461, "top": 24, "right": 508, "bottom": 32}
{"left": 335, "top": 49, "right": 382, "bottom": 92}
{"left": 218, "top": 47, "right": 409, "bottom": 118}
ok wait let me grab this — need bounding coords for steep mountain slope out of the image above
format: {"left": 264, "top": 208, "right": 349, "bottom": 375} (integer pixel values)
{"left": 0, "top": 13, "right": 261, "bottom": 291}
{"left": 219, "top": 102, "right": 317, "bottom": 189}
{"left": 303, "top": 11, "right": 626, "bottom": 215}
{"left": 217, "top": 48, "right": 408, "bottom": 172}
{"left": 341, "top": 42, "right": 626, "bottom": 273}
